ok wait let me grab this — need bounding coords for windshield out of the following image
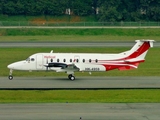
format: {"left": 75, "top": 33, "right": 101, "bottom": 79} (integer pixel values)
{"left": 26, "top": 57, "right": 30, "bottom": 61}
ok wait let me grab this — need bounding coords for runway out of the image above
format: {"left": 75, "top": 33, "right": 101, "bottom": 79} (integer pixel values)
{"left": 0, "top": 76, "right": 160, "bottom": 89}
{"left": 0, "top": 103, "right": 160, "bottom": 120}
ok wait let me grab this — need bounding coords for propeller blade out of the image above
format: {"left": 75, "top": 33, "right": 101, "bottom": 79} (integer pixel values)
{"left": 46, "top": 58, "right": 48, "bottom": 71}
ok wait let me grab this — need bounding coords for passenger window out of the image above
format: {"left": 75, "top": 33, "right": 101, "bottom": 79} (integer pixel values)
{"left": 76, "top": 59, "right": 79, "bottom": 63}
{"left": 31, "top": 58, "right": 35, "bottom": 61}
{"left": 95, "top": 59, "right": 98, "bottom": 63}
{"left": 63, "top": 59, "right": 66, "bottom": 62}
{"left": 70, "top": 59, "right": 72, "bottom": 62}
{"left": 57, "top": 59, "right": 59, "bottom": 62}
{"left": 83, "top": 59, "right": 85, "bottom": 63}
{"left": 51, "top": 59, "right": 53, "bottom": 62}
{"left": 89, "top": 59, "right": 91, "bottom": 63}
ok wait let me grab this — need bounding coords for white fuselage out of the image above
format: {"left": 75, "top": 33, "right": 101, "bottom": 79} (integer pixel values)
{"left": 8, "top": 52, "right": 126, "bottom": 72}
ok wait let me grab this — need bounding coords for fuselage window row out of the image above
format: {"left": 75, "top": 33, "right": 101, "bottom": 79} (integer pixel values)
{"left": 53, "top": 59, "right": 98, "bottom": 63}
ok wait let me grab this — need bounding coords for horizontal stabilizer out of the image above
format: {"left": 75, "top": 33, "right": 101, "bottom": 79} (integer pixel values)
{"left": 124, "top": 58, "right": 145, "bottom": 63}
{"left": 136, "top": 40, "right": 155, "bottom": 48}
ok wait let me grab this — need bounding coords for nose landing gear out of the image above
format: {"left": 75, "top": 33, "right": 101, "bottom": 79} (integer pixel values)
{"left": 8, "top": 75, "right": 13, "bottom": 80}
{"left": 8, "top": 69, "right": 13, "bottom": 80}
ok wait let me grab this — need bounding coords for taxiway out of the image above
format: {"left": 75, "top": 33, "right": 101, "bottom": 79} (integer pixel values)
{"left": 0, "top": 76, "right": 160, "bottom": 89}
{"left": 0, "top": 103, "right": 160, "bottom": 120}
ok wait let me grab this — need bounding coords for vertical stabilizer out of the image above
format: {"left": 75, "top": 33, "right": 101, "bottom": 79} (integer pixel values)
{"left": 118, "top": 40, "right": 154, "bottom": 70}
{"left": 121, "top": 40, "right": 154, "bottom": 60}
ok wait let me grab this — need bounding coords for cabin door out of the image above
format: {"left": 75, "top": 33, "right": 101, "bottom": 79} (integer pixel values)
{"left": 36, "top": 54, "right": 43, "bottom": 70}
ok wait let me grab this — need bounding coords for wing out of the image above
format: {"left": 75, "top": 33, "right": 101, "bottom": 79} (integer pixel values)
{"left": 44, "top": 62, "right": 80, "bottom": 72}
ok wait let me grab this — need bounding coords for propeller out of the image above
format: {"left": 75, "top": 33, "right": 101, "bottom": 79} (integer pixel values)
{"left": 45, "top": 58, "right": 49, "bottom": 71}
{"left": 44, "top": 60, "right": 67, "bottom": 70}
{"left": 44, "top": 59, "right": 55, "bottom": 71}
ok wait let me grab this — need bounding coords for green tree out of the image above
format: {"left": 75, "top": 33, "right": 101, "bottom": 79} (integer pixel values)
{"left": 147, "top": 0, "right": 160, "bottom": 21}
{"left": 23, "top": 0, "right": 46, "bottom": 15}
{"left": 98, "top": 0, "right": 122, "bottom": 22}
{"left": 45, "top": 0, "right": 66, "bottom": 16}
{"left": 1, "top": 0, "right": 160, "bottom": 21}
{"left": 2, "top": 0, "right": 16, "bottom": 15}
{"left": 72, "top": 0, "right": 93, "bottom": 16}
{"left": 120, "top": 0, "right": 141, "bottom": 21}
{"left": 15, "top": 0, "right": 24, "bottom": 15}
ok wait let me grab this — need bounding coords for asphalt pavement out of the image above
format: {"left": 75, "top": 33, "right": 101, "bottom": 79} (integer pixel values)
{"left": 1, "top": 76, "right": 160, "bottom": 89}
{"left": 0, "top": 103, "right": 160, "bottom": 120}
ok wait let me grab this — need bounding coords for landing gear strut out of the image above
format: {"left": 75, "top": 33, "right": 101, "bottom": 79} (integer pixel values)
{"left": 8, "top": 69, "right": 13, "bottom": 80}
{"left": 68, "top": 74, "right": 75, "bottom": 81}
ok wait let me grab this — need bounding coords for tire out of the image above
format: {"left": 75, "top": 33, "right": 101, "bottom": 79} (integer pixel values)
{"left": 8, "top": 75, "right": 13, "bottom": 80}
{"left": 70, "top": 76, "right": 75, "bottom": 81}
{"left": 68, "top": 74, "right": 72, "bottom": 79}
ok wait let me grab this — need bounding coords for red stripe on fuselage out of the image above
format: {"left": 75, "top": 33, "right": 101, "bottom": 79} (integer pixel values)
{"left": 124, "top": 42, "right": 150, "bottom": 59}
{"left": 100, "top": 60, "right": 145, "bottom": 71}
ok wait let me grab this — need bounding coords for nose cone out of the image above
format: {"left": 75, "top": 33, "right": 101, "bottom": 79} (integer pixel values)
{"left": 7, "top": 64, "right": 13, "bottom": 69}
{"left": 7, "top": 61, "right": 24, "bottom": 70}
{"left": 7, "top": 63, "right": 19, "bottom": 70}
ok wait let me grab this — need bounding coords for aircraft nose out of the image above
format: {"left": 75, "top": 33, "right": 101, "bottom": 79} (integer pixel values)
{"left": 7, "top": 61, "right": 24, "bottom": 70}
{"left": 7, "top": 64, "right": 14, "bottom": 69}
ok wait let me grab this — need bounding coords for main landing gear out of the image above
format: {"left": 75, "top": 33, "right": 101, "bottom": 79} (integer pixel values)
{"left": 8, "top": 69, "right": 13, "bottom": 80}
{"left": 68, "top": 74, "right": 75, "bottom": 81}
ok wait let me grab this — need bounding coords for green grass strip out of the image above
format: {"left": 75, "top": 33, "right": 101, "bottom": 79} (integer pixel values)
{"left": 1, "top": 28, "right": 160, "bottom": 36}
{"left": 1, "top": 35, "right": 160, "bottom": 42}
{"left": 0, "top": 90, "right": 160, "bottom": 103}
{"left": 0, "top": 28, "right": 160, "bottom": 42}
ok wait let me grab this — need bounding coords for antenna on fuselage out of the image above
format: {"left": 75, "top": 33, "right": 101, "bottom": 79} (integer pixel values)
{"left": 50, "top": 50, "right": 53, "bottom": 53}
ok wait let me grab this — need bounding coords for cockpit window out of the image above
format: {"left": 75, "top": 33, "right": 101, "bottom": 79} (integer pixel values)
{"left": 31, "top": 58, "right": 35, "bottom": 61}
{"left": 26, "top": 57, "right": 30, "bottom": 61}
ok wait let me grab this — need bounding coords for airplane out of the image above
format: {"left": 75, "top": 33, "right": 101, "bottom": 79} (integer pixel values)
{"left": 7, "top": 40, "right": 154, "bottom": 81}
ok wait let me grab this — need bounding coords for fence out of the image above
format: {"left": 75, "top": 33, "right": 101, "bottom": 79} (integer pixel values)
{"left": 0, "top": 21, "right": 160, "bottom": 27}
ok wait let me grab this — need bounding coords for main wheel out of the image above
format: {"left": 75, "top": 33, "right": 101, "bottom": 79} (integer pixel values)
{"left": 70, "top": 76, "right": 75, "bottom": 81}
{"left": 8, "top": 75, "right": 13, "bottom": 80}
{"left": 68, "top": 74, "right": 72, "bottom": 79}
{"left": 68, "top": 74, "right": 75, "bottom": 81}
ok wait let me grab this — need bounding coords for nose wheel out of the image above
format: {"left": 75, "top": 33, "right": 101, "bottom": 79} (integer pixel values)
{"left": 8, "top": 69, "right": 13, "bottom": 80}
{"left": 8, "top": 75, "right": 13, "bottom": 80}
{"left": 68, "top": 74, "right": 75, "bottom": 81}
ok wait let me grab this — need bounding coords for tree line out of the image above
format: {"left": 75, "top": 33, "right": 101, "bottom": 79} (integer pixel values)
{"left": 0, "top": 0, "right": 160, "bottom": 21}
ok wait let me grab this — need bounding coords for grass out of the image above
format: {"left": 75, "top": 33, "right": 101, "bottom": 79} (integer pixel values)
{"left": 1, "top": 28, "right": 160, "bottom": 36}
{"left": 0, "top": 90, "right": 160, "bottom": 103}
{"left": 2, "top": 47, "right": 160, "bottom": 77}
{"left": 1, "top": 35, "right": 159, "bottom": 42}
{"left": 0, "top": 28, "right": 160, "bottom": 42}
